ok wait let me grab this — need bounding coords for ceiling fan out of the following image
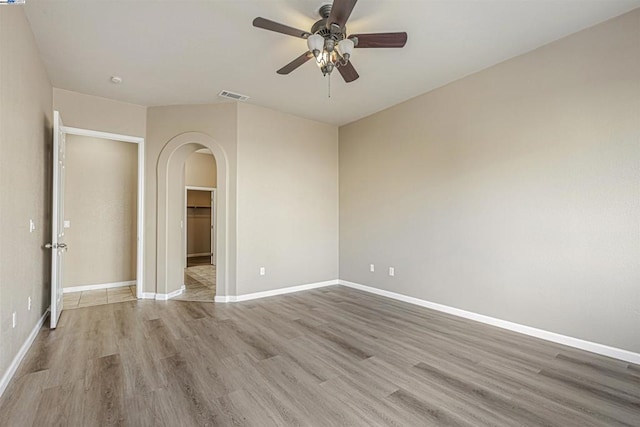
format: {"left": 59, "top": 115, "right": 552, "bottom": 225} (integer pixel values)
{"left": 253, "top": 0, "right": 408, "bottom": 83}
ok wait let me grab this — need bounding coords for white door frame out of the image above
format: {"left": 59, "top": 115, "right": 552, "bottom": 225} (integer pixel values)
{"left": 211, "top": 188, "right": 216, "bottom": 266}
{"left": 184, "top": 186, "right": 216, "bottom": 266}
{"left": 62, "top": 126, "right": 145, "bottom": 299}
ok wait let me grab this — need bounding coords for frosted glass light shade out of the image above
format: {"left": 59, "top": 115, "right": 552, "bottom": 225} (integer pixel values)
{"left": 307, "top": 34, "right": 325, "bottom": 53}
{"left": 338, "top": 38, "right": 354, "bottom": 57}
{"left": 315, "top": 50, "right": 330, "bottom": 67}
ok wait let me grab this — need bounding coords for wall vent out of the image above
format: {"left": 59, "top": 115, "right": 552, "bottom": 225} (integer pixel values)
{"left": 218, "top": 90, "right": 250, "bottom": 102}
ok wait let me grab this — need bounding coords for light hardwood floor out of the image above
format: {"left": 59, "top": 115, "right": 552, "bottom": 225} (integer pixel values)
{"left": 1, "top": 286, "right": 638, "bottom": 426}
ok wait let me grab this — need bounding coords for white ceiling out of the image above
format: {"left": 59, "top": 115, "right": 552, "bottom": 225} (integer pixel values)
{"left": 24, "top": 0, "right": 639, "bottom": 126}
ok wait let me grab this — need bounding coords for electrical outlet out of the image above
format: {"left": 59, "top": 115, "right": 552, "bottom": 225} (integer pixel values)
{"left": 259, "top": 267, "right": 266, "bottom": 276}
{"left": 29, "top": 219, "right": 36, "bottom": 233}
{"left": 370, "top": 264, "right": 375, "bottom": 272}
{"left": 12, "top": 312, "right": 16, "bottom": 328}
{"left": 28, "top": 296, "right": 32, "bottom": 311}
{"left": 389, "top": 267, "right": 395, "bottom": 277}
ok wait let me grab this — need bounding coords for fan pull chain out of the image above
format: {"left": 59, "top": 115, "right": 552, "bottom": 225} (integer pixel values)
{"left": 328, "top": 72, "right": 331, "bottom": 98}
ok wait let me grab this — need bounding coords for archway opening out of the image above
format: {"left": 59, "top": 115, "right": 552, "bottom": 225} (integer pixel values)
{"left": 178, "top": 149, "right": 217, "bottom": 301}
{"left": 156, "top": 132, "right": 230, "bottom": 300}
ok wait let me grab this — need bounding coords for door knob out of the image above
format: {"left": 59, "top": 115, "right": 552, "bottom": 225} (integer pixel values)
{"left": 45, "top": 243, "right": 67, "bottom": 250}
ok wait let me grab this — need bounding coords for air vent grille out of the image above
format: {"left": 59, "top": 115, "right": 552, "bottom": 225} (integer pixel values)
{"left": 218, "top": 90, "right": 250, "bottom": 102}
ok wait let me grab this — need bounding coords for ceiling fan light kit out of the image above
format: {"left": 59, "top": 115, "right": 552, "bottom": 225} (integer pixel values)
{"left": 253, "top": 0, "right": 407, "bottom": 93}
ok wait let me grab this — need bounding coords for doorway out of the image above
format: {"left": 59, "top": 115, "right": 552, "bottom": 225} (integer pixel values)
{"left": 62, "top": 134, "right": 139, "bottom": 309}
{"left": 50, "top": 111, "right": 144, "bottom": 328}
{"left": 185, "top": 188, "right": 215, "bottom": 267}
{"left": 175, "top": 149, "right": 217, "bottom": 302}
{"left": 156, "top": 132, "right": 231, "bottom": 301}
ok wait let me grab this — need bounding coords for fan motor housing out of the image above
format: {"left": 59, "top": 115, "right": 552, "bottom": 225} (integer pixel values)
{"left": 311, "top": 18, "right": 346, "bottom": 40}
{"left": 311, "top": 5, "right": 346, "bottom": 40}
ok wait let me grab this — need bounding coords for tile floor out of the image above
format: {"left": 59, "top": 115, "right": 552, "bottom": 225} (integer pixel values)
{"left": 61, "top": 265, "right": 215, "bottom": 308}
{"left": 62, "top": 285, "right": 137, "bottom": 309}
{"left": 174, "top": 264, "right": 216, "bottom": 302}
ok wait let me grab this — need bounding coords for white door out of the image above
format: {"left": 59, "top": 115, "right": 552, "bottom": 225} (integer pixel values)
{"left": 48, "top": 111, "right": 66, "bottom": 328}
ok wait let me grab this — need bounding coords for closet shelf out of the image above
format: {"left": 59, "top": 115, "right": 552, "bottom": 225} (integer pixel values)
{"left": 187, "top": 205, "right": 211, "bottom": 208}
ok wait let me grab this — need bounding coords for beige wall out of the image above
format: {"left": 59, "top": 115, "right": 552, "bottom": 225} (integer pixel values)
{"left": 53, "top": 88, "right": 146, "bottom": 137}
{"left": 237, "top": 103, "right": 338, "bottom": 295}
{"left": 147, "top": 103, "right": 339, "bottom": 297}
{"left": 339, "top": 10, "right": 640, "bottom": 353}
{"left": 63, "top": 136, "right": 137, "bottom": 288}
{"left": 185, "top": 152, "right": 217, "bottom": 188}
{"left": 0, "top": 8, "right": 52, "bottom": 387}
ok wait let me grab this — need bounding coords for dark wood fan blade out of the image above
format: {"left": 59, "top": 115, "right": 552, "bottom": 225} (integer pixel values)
{"left": 337, "top": 61, "right": 359, "bottom": 83}
{"left": 253, "top": 17, "right": 310, "bottom": 39}
{"left": 277, "top": 52, "right": 313, "bottom": 75}
{"left": 351, "top": 32, "right": 407, "bottom": 48}
{"left": 327, "top": 0, "right": 358, "bottom": 29}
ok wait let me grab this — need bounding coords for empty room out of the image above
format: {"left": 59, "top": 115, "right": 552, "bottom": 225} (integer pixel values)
{"left": 0, "top": 0, "right": 638, "bottom": 426}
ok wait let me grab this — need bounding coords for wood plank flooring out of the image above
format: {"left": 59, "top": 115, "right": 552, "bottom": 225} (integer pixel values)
{"left": 1, "top": 286, "right": 638, "bottom": 426}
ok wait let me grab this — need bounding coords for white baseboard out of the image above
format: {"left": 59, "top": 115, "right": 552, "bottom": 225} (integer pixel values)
{"left": 0, "top": 308, "right": 50, "bottom": 398}
{"left": 339, "top": 280, "right": 640, "bottom": 365}
{"left": 63, "top": 280, "right": 136, "bottom": 293}
{"left": 155, "top": 285, "right": 185, "bottom": 301}
{"left": 215, "top": 279, "right": 338, "bottom": 303}
{"left": 141, "top": 292, "right": 156, "bottom": 300}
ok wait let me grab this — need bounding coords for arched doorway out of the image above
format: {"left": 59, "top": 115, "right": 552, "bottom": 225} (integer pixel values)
{"left": 180, "top": 149, "right": 216, "bottom": 301}
{"left": 156, "top": 132, "right": 231, "bottom": 299}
